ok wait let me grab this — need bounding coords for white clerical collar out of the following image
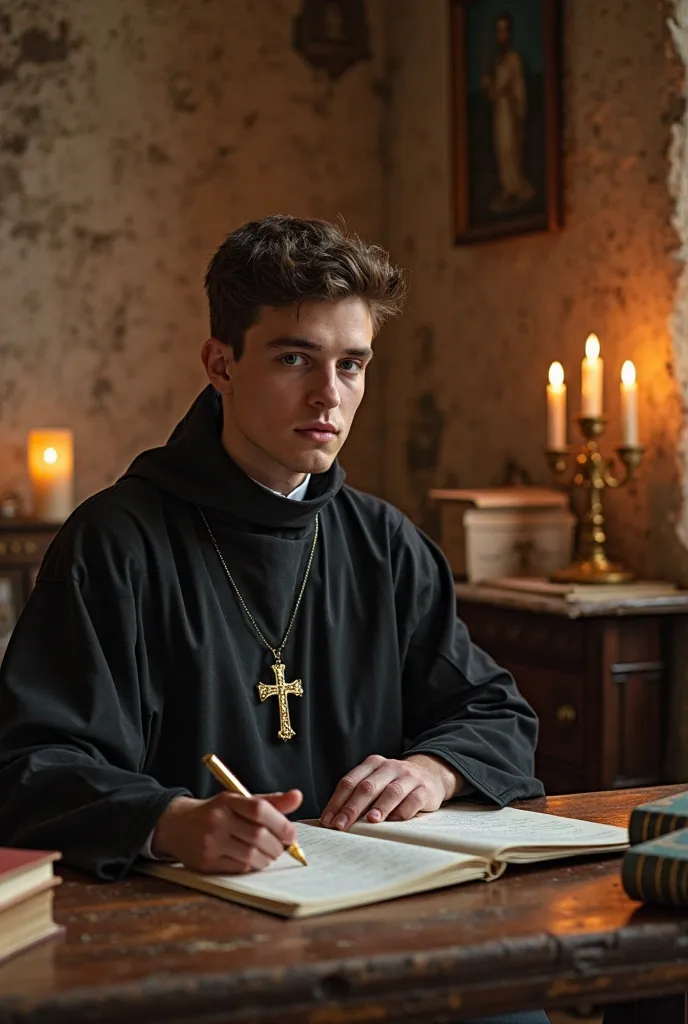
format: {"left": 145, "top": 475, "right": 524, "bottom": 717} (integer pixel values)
{"left": 251, "top": 474, "right": 311, "bottom": 501}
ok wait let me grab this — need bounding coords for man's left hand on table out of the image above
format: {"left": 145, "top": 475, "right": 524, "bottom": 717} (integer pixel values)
{"left": 320, "top": 753, "right": 462, "bottom": 830}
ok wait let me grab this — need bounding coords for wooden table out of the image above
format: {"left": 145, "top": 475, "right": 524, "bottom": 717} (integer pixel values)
{"left": 1, "top": 786, "right": 688, "bottom": 1024}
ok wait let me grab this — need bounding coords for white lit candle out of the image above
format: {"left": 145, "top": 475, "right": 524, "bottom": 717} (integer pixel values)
{"left": 27, "top": 429, "right": 74, "bottom": 521}
{"left": 546, "top": 361, "right": 567, "bottom": 449}
{"left": 581, "top": 334, "right": 603, "bottom": 417}
{"left": 620, "top": 360, "right": 639, "bottom": 446}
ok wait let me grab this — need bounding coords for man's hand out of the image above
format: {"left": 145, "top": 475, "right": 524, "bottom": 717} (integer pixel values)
{"left": 320, "top": 754, "right": 461, "bottom": 830}
{"left": 151, "top": 789, "right": 303, "bottom": 873}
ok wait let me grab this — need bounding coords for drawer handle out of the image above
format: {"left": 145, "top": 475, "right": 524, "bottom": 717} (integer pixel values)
{"left": 0, "top": 540, "right": 37, "bottom": 556}
{"left": 556, "top": 703, "right": 577, "bottom": 724}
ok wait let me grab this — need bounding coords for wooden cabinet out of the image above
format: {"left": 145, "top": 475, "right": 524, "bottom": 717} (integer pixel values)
{"left": 456, "top": 583, "right": 688, "bottom": 795}
{"left": 0, "top": 520, "right": 58, "bottom": 659}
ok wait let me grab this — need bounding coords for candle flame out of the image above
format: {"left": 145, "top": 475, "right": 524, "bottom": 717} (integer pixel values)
{"left": 548, "top": 361, "right": 565, "bottom": 388}
{"left": 43, "top": 447, "right": 58, "bottom": 464}
{"left": 585, "top": 334, "right": 600, "bottom": 361}
{"left": 621, "top": 360, "right": 636, "bottom": 387}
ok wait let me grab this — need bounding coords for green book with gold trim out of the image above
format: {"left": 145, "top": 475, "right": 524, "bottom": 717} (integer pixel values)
{"left": 622, "top": 826, "right": 688, "bottom": 906}
{"left": 628, "top": 790, "right": 688, "bottom": 846}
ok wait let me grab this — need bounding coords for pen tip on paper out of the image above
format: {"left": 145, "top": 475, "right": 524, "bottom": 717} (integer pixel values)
{"left": 288, "top": 843, "right": 308, "bottom": 866}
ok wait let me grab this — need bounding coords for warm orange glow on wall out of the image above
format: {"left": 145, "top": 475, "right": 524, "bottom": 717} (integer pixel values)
{"left": 27, "top": 429, "right": 74, "bottom": 521}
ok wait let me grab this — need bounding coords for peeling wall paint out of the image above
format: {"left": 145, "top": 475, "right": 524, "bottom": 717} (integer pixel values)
{"left": 0, "top": 0, "right": 386, "bottom": 507}
{"left": 383, "top": 0, "right": 684, "bottom": 582}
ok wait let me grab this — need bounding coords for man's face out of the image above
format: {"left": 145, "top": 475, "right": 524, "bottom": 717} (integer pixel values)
{"left": 496, "top": 17, "right": 510, "bottom": 50}
{"left": 207, "top": 298, "right": 374, "bottom": 490}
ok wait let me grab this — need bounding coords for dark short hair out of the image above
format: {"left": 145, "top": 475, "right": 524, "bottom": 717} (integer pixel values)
{"left": 205, "top": 215, "right": 406, "bottom": 358}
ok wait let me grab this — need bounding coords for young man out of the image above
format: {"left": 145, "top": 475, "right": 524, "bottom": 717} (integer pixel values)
{"left": 0, "top": 215, "right": 543, "bottom": 880}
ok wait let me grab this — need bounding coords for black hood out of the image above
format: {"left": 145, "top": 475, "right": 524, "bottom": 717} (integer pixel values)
{"left": 121, "top": 385, "right": 345, "bottom": 528}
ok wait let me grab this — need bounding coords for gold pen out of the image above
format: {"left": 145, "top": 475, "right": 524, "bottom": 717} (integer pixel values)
{"left": 202, "top": 753, "right": 307, "bottom": 866}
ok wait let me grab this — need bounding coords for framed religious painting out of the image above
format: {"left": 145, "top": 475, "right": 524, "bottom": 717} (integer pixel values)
{"left": 450, "top": 0, "right": 563, "bottom": 244}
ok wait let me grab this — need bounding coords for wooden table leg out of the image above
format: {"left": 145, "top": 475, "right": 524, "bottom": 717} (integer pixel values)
{"left": 601, "top": 994, "right": 686, "bottom": 1024}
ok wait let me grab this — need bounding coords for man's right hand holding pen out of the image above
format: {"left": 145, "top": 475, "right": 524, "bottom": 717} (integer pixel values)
{"left": 151, "top": 788, "right": 303, "bottom": 874}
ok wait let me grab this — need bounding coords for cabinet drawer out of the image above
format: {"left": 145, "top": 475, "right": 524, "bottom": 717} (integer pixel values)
{"left": 458, "top": 603, "right": 585, "bottom": 669}
{"left": 503, "top": 662, "right": 585, "bottom": 765}
{"left": 0, "top": 531, "right": 53, "bottom": 565}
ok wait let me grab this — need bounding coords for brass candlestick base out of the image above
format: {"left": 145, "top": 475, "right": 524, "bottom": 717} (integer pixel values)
{"left": 550, "top": 556, "right": 632, "bottom": 585}
{"left": 546, "top": 415, "right": 644, "bottom": 585}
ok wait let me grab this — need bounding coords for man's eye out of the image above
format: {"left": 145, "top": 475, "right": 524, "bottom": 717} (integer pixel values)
{"left": 339, "top": 360, "right": 362, "bottom": 373}
{"left": 281, "top": 353, "right": 305, "bottom": 366}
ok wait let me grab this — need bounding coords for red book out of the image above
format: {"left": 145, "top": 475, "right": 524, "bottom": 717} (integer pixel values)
{"left": 0, "top": 848, "right": 63, "bottom": 965}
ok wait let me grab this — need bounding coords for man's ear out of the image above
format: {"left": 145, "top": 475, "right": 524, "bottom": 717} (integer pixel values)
{"left": 201, "top": 338, "right": 233, "bottom": 395}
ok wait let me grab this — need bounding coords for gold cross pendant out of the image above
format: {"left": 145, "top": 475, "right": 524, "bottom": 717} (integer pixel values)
{"left": 257, "top": 660, "right": 303, "bottom": 741}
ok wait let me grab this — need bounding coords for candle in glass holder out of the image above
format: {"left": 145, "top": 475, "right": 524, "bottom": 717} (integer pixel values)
{"left": 581, "top": 334, "right": 603, "bottom": 417}
{"left": 620, "top": 360, "right": 639, "bottom": 446}
{"left": 27, "top": 429, "right": 74, "bottom": 521}
{"left": 546, "top": 361, "right": 567, "bottom": 449}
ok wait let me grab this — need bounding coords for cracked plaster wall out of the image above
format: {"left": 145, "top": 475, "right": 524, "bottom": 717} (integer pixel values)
{"left": 383, "top": 0, "right": 686, "bottom": 583}
{"left": 0, "top": 0, "right": 386, "bottom": 506}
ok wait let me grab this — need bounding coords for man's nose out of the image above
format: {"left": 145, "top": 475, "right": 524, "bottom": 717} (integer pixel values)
{"left": 309, "top": 368, "right": 341, "bottom": 409}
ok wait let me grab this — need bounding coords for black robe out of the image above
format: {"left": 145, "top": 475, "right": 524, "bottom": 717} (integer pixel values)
{"left": 0, "top": 387, "right": 544, "bottom": 879}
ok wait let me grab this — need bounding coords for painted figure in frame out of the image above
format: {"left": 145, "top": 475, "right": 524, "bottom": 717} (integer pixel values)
{"left": 482, "top": 10, "right": 535, "bottom": 213}
{"left": 454, "top": 0, "right": 560, "bottom": 242}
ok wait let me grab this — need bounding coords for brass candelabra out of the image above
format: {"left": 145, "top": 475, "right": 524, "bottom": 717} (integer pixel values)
{"left": 546, "top": 415, "right": 644, "bottom": 584}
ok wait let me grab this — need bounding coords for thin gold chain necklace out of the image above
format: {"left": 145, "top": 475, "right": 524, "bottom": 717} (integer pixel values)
{"left": 197, "top": 507, "right": 319, "bottom": 741}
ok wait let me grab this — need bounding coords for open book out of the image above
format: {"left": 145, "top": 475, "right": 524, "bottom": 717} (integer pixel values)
{"left": 139, "top": 804, "right": 628, "bottom": 918}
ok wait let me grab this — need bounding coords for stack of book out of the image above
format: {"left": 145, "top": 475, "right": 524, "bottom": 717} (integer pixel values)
{"left": 0, "top": 848, "right": 62, "bottom": 965}
{"left": 622, "top": 791, "right": 688, "bottom": 906}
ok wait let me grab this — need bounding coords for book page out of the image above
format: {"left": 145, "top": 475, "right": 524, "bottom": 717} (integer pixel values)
{"left": 229, "top": 823, "right": 486, "bottom": 902}
{"left": 143, "top": 821, "right": 489, "bottom": 915}
{"left": 349, "top": 805, "right": 629, "bottom": 862}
